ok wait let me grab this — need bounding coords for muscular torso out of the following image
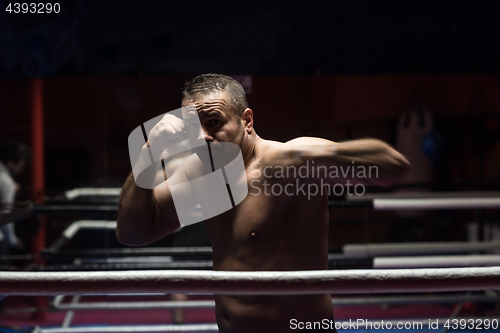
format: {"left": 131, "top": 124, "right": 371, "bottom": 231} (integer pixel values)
{"left": 202, "top": 141, "right": 333, "bottom": 333}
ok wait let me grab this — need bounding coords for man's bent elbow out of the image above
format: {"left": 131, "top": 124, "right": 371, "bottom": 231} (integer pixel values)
{"left": 115, "top": 223, "right": 143, "bottom": 247}
{"left": 115, "top": 215, "right": 153, "bottom": 247}
{"left": 115, "top": 226, "right": 130, "bottom": 246}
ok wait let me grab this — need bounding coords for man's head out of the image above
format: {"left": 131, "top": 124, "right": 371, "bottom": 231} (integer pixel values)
{"left": 182, "top": 74, "right": 249, "bottom": 124}
{"left": 0, "top": 140, "right": 31, "bottom": 175}
{"left": 181, "top": 74, "right": 256, "bottom": 165}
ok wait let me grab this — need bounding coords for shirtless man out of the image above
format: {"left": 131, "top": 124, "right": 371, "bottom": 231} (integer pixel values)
{"left": 117, "top": 74, "right": 410, "bottom": 333}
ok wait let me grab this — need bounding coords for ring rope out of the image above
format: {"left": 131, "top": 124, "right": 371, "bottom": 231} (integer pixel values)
{"left": 373, "top": 197, "right": 500, "bottom": 210}
{"left": 1, "top": 267, "right": 499, "bottom": 296}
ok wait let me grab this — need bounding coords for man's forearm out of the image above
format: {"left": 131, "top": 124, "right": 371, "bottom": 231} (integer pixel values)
{"left": 324, "top": 139, "right": 411, "bottom": 186}
{"left": 116, "top": 172, "right": 158, "bottom": 246}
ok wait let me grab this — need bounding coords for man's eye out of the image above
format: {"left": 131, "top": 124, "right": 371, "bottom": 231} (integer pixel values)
{"left": 209, "top": 119, "right": 220, "bottom": 126}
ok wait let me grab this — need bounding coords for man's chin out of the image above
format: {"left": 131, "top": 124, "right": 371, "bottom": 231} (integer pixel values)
{"left": 195, "top": 143, "right": 240, "bottom": 169}
{"left": 194, "top": 148, "right": 213, "bottom": 167}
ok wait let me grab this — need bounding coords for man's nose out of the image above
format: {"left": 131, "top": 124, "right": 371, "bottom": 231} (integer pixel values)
{"left": 197, "top": 126, "right": 213, "bottom": 142}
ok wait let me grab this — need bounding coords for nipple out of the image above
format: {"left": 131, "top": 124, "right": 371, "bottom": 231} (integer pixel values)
{"left": 250, "top": 230, "right": 258, "bottom": 238}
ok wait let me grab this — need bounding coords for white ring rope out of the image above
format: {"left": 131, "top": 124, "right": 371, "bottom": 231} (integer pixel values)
{"left": 38, "top": 324, "right": 219, "bottom": 333}
{"left": 342, "top": 241, "right": 500, "bottom": 257}
{"left": 373, "top": 255, "right": 500, "bottom": 268}
{"left": 373, "top": 197, "right": 500, "bottom": 210}
{"left": 64, "top": 188, "right": 121, "bottom": 200}
{"left": 1, "top": 267, "right": 500, "bottom": 296}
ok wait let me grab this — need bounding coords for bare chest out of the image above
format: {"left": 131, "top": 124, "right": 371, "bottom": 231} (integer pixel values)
{"left": 205, "top": 187, "right": 290, "bottom": 249}
{"left": 204, "top": 171, "right": 329, "bottom": 268}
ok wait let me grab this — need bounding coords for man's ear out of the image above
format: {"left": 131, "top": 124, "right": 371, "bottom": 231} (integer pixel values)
{"left": 241, "top": 108, "right": 253, "bottom": 133}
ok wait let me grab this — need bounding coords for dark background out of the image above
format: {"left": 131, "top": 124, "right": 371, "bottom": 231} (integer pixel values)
{"left": 1, "top": 0, "right": 500, "bottom": 245}
{"left": 1, "top": 0, "right": 500, "bottom": 77}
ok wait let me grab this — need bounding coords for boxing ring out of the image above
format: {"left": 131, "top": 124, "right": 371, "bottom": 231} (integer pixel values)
{"left": 1, "top": 189, "right": 500, "bottom": 332}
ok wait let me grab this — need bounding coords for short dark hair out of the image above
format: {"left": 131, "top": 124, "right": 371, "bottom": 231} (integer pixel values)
{"left": 182, "top": 74, "right": 249, "bottom": 120}
{"left": 0, "top": 140, "right": 31, "bottom": 164}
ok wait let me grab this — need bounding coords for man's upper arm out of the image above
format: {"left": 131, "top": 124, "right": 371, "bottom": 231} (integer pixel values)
{"left": 263, "top": 137, "right": 337, "bottom": 167}
{"left": 258, "top": 137, "right": 337, "bottom": 179}
{"left": 260, "top": 137, "right": 383, "bottom": 186}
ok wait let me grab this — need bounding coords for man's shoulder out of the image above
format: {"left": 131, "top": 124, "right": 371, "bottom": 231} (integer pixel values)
{"left": 257, "top": 136, "right": 335, "bottom": 168}
{"left": 285, "top": 136, "right": 336, "bottom": 146}
{"left": 260, "top": 137, "right": 335, "bottom": 155}
{"left": 256, "top": 139, "right": 285, "bottom": 160}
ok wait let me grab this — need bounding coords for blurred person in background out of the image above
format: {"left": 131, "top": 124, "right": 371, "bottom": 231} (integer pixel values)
{"left": 0, "top": 140, "right": 31, "bottom": 267}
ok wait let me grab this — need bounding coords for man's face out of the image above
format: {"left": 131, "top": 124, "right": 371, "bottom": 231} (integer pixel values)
{"left": 182, "top": 91, "right": 244, "bottom": 150}
{"left": 181, "top": 91, "right": 245, "bottom": 168}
